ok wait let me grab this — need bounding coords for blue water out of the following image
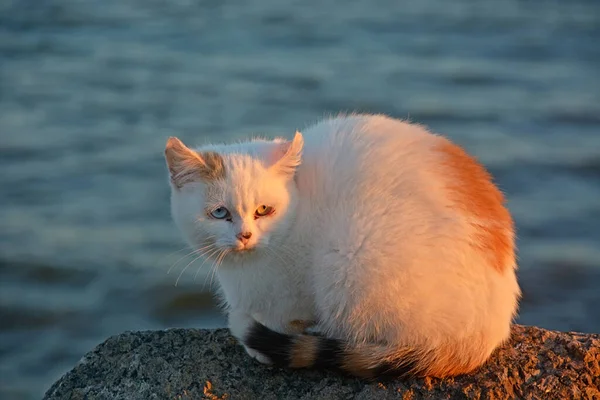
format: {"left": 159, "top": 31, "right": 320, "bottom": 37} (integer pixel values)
{"left": 1, "top": 0, "right": 599, "bottom": 398}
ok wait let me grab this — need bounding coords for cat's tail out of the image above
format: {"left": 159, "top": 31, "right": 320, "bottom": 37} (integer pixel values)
{"left": 244, "top": 321, "right": 425, "bottom": 380}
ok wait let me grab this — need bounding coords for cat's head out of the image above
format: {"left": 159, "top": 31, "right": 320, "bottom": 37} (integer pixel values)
{"left": 164, "top": 133, "right": 303, "bottom": 261}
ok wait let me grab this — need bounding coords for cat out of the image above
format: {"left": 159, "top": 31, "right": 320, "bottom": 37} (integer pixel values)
{"left": 164, "top": 113, "right": 521, "bottom": 379}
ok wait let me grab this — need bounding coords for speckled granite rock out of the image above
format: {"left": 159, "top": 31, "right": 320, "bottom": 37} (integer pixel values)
{"left": 44, "top": 325, "right": 600, "bottom": 400}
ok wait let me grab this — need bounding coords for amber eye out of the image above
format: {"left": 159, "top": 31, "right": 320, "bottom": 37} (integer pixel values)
{"left": 255, "top": 205, "right": 274, "bottom": 217}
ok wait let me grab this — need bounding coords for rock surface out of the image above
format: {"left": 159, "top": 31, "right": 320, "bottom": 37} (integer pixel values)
{"left": 44, "top": 325, "right": 599, "bottom": 400}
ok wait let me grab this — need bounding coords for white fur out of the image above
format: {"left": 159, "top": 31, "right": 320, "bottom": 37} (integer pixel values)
{"left": 168, "top": 114, "right": 521, "bottom": 373}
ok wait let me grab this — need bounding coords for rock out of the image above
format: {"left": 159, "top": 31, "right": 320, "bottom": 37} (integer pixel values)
{"left": 44, "top": 325, "right": 600, "bottom": 400}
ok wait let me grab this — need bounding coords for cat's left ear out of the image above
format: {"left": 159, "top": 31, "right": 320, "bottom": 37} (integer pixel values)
{"left": 270, "top": 131, "right": 304, "bottom": 178}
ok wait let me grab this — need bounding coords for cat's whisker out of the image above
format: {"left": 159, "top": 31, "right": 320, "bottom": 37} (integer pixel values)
{"left": 202, "top": 249, "right": 222, "bottom": 289}
{"left": 216, "top": 251, "right": 230, "bottom": 286}
{"left": 154, "top": 245, "right": 191, "bottom": 269}
{"left": 193, "top": 242, "right": 218, "bottom": 255}
{"left": 167, "top": 239, "right": 216, "bottom": 274}
{"left": 203, "top": 248, "right": 225, "bottom": 289}
{"left": 167, "top": 250, "right": 198, "bottom": 275}
{"left": 193, "top": 246, "right": 222, "bottom": 282}
{"left": 174, "top": 256, "right": 206, "bottom": 286}
{"left": 209, "top": 249, "right": 230, "bottom": 289}
{"left": 192, "top": 246, "right": 225, "bottom": 288}
{"left": 175, "top": 245, "right": 219, "bottom": 286}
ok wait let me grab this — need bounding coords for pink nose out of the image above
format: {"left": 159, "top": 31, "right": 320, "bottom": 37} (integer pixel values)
{"left": 236, "top": 231, "right": 252, "bottom": 245}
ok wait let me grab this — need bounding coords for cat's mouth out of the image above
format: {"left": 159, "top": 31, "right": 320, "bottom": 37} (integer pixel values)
{"left": 232, "top": 245, "right": 256, "bottom": 253}
{"left": 227, "top": 246, "right": 258, "bottom": 261}
{"left": 231, "top": 237, "right": 261, "bottom": 252}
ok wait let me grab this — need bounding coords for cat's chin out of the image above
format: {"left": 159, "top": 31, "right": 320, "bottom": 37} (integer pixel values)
{"left": 224, "top": 248, "right": 262, "bottom": 263}
{"left": 233, "top": 247, "right": 256, "bottom": 254}
{"left": 228, "top": 245, "right": 258, "bottom": 255}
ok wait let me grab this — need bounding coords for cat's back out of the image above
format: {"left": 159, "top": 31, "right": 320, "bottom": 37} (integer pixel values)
{"left": 296, "top": 114, "right": 514, "bottom": 273}
{"left": 297, "top": 114, "right": 449, "bottom": 210}
{"left": 299, "top": 113, "right": 504, "bottom": 208}
{"left": 300, "top": 113, "right": 432, "bottom": 167}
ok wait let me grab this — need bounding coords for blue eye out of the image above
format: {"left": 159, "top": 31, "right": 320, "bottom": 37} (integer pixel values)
{"left": 210, "top": 207, "right": 230, "bottom": 219}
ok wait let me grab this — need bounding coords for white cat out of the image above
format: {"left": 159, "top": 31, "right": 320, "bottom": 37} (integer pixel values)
{"left": 165, "top": 114, "right": 520, "bottom": 379}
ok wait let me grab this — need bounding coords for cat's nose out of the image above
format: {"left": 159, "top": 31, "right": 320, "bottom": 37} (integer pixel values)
{"left": 236, "top": 231, "right": 252, "bottom": 245}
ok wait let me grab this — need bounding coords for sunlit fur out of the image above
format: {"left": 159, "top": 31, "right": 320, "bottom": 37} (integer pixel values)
{"left": 165, "top": 114, "right": 521, "bottom": 378}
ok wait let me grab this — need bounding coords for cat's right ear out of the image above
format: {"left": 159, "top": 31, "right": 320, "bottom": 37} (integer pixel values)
{"left": 164, "top": 137, "right": 225, "bottom": 189}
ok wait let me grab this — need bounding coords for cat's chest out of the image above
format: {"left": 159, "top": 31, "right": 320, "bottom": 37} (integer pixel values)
{"left": 217, "top": 260, "right": 313, "bottom": 320}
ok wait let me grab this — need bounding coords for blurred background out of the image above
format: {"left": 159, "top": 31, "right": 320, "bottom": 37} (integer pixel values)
{"left": 1, "top": 0, "right": 599, "bottom": 398}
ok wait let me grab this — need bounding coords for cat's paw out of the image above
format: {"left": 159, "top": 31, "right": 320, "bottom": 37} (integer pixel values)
{"left": 244, "top": 345, "right": 272, "bottom": 365}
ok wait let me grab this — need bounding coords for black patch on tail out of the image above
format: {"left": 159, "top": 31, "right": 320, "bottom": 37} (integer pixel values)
{"left": 245, "top": 321, "right": 345, "bottom": 369}
{"left": 245, "top": 321, "right": 293, "bottom": 365}
{"left": 312, "top": 336, "right": 344, "bottom": 369}
{"left": 244, "top": 321, "right": 419, "bottom": 380}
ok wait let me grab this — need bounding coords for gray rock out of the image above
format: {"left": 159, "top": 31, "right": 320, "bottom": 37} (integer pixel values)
{"left": 44, "top": 325, "right": 600, "bottom": 400}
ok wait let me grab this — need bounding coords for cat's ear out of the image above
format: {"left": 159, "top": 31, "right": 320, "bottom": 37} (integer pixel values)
{"left": 164, "top": 137, "right": 225, "bottom": 188}
{"left": 270, "top": 131, "right": 304, "bottom": 178}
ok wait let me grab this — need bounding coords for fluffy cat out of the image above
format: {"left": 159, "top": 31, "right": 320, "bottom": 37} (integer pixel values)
{"left": 164, "top": 114, "right": 521, "bottom": 379}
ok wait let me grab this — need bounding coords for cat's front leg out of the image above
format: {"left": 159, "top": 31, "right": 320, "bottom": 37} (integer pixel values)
{"left": 228, "top": 309, "right": 272, "bottom": 365}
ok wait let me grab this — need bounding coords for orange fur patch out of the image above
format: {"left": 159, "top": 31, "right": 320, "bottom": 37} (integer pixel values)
{"left": 341, "top": 350, "right": 377, "bottom": 379}
{"left": 420, "top": 334, "right": 489, "bottom": 378}
{"left": 289, "top": 335, "right": 319, "bottom": 368}
{"left": 436, "top": 139, "right": 514, "bottom": 273}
